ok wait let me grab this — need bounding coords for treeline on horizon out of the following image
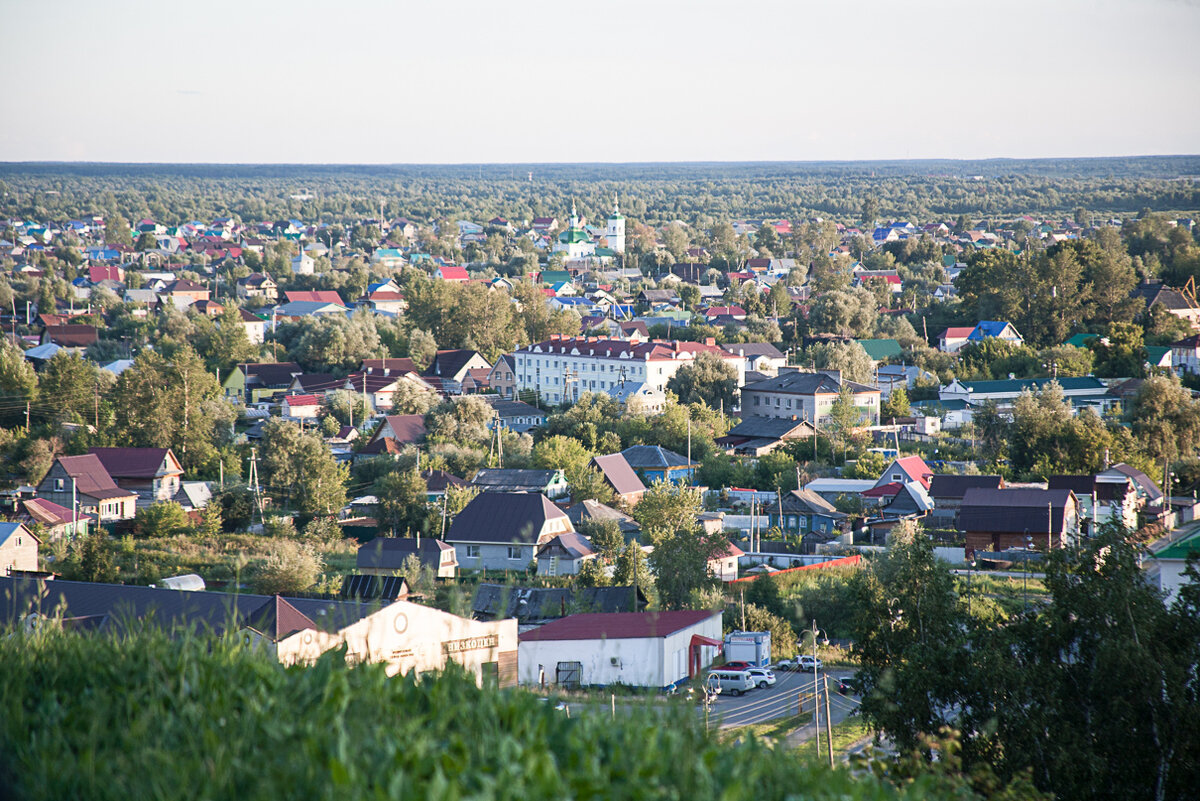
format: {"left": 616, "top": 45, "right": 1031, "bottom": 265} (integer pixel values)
{"left": 1, "top": 156, "right": 1197, "bottom": 229}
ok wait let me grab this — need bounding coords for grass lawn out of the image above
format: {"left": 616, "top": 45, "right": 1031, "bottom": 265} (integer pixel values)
{"left": 723, "top": 712, "right": 813, "bottom": 744}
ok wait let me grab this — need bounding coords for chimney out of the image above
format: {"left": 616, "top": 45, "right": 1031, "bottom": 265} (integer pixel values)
{"left": 705, "top": 337, "right": 716, "bottom": 346}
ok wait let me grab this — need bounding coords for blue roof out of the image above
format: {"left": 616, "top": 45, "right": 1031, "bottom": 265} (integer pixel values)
{"left": 0, "top": 522, "right": 28, "bottom": 548}
{"left": 969, "top": 321, "right": 1019, "bottom": 340}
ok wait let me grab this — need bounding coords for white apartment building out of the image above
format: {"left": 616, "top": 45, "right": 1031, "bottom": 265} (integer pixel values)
{"left": 512, "top": 336, "right": 747, "bottom": 405}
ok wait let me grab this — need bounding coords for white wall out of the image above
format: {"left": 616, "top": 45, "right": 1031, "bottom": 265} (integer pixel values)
{"left": 455, "top": 542, "right": 538, "bottom": 572}
{"left": 518, "top": 612, "right": 722, "bottom": 689}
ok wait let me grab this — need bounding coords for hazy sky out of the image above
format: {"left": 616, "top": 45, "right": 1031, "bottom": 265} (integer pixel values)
{"left": 2, "top": 0, "right": 1197, "bottom": 163}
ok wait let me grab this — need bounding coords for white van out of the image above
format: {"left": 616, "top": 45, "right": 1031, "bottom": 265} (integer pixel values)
{"left": 705, "top": 669, "right": 756, "bottom": 696}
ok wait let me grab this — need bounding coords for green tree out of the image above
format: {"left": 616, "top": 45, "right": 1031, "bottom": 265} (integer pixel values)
{"left": 579, "top": 518, "right": 625, "bottom": 563}
{"left": 374, "top": 469, "right": 431, "bottom": 537}
{"left": 825, "top": 385, "right": 867, "bottom": 454}
{"left": 425, "top": 395, "right": 494, "bottom": 445}
{"left": 133, "top": 502, "right": 192, "bottom": 538}
{"left": 1129, "top": 375, "right": 1200, "bottom": 465}
{"left": 259, "top": 418, "right": 350, "bottom": 515}
{"left": 881, "top": 387, "right": 910, "bottom": 420}
{"left": 574, "top": 558, "right": 610, "bottom": 588}
{"left": 631, "top": 480, "right": 703, "bottom": 541}
{"left": 407, "top": 328, "right": 438, "bottom": 372}
{"left": 389, "top": 380, "right": 439, "bottom": 415}
{"left": 0, "top": 340, "right": 38, "bottom": 427}
{"left": 666, "top": 352, "right": 738, "bottom": 411}
{"left": 253, "top": 538, "right": 323, "bottom": 595}
{"left": 648, "top": 529, "right": 729, "bottom": 609}
{"left": 196, "top": 305, "right": 259, "bottom": 373}
{"left": 38, "top": 350, "right": 103, "bottom": 426}
{"left": 613, "top": 540, "right": 654, "bottom": 592}
{"left": 807, "top": 341, "right": 875, "bottom": 385}
{"left": 105, "top": 214, "right": 133, "bottom": 246}
{"left": 1089, "top": 322, "right": 1147, "bottom": 378}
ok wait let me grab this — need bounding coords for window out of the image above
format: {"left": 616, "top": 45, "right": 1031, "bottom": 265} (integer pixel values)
{"left": 507, "top": 546, "right": 523, "bottom": 560}
{"left": 892, "top": 474, "right": 901, "bottom": 482}
{"left": 465, "top": 545, "right": 480, "bottom": 558}
{"left": 55, "top": 478, "right": 64, "bottom": 491}
{"left": 754, "top": 396, "right": 760, "bottom": 406}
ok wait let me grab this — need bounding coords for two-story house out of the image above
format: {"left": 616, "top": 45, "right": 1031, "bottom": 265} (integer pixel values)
{"left": 36, "top": 455, "right": 138, "bottom": 522}
{"left": 88, "top": 447, "right": 185, "bottom": 506}
{"left": 740, "top": 369, "right": 880, "bottom": 427}
{"left": 447, "top": 492, "right": 576, "bottom": 571}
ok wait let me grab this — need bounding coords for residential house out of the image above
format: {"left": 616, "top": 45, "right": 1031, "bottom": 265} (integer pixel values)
{"left": 927, "top": 475, "right": 1004, "bottom": 528}
{"left": 0, "top": 523, "right": 39, "bottom": 575}
{"left": 536, "top": 532, "right": 598, "bottom": 577}
{"left": 487, "top": 355, "right": 517, "bottom": 399}
{"left": 939, "top": 327, "right": 975, "bottom": 353}
{"left": 421, "top": 469, "right": 468, "bottom": 502}
{"left": 459, "top": 368, "right": 492, "bottom": 394}
{"left": 223, "top": 362, "right": 303, "bottom": 403}
{"left": 874, "top": 456, "right": 933, "bottom": 491}
{"left": 620, "top": 445, "right": 696, "bottom": 484}
{"left": 590, "top": 453, "right": 647, "bottom": 504}
{"left": 1047, "top": 473, "right": 1138, "bottom": 534}
{"left": 938, "top": 376, "right": 1112, "bottom": 414}
{"left": 471, "top": 469, "right": 569, "bottom": 498}
{"left": 740, "top": 369, "right": 881, "bottom": 427}
{"left": 88, "top": 447, "right": 185, "bottom": 505}
{"left": 715, "top": 416, "right": 815, "bottom": 457}
{"left": 359, "top": 415, "right": 427, "bottom": 454}
{"left": 720, "top": 342, "right": 787, "bottom": 376}
{"left": 291, "top": 252, "right": 315, "bottom": 275}
{"left": 16, "top": 498, "right": 89, "bottom": 540}
{"left": 162, "top": 279, "right": 210, "bottom": 305}
{"left": 855, "top": 338, "right": 903, "bottom": 366}
{"left": 434, "top": 265, "right": 469, "bottom": 283}
{"left": 425, "top": 349, "right": 491, "bottom": 384}
{"left": 1143, "top": 529, "right": 1200, "bottom": 602}
{"left": 484, "top": 396, "right": 546, "bottom": 433}
{"left": 876, "top": 364, "right": 936, "bottom": 399}
{"left": 708, "top": 542, "right": 744, "bottom": 582}
{"left": 236, "top": 273, "right": 278, "bottom": 302}
{"left": 360, "top": 357, "right": 419, "bottom": 376}
{"left": 356, "top": 537, "right": 458, "bottom": 579}
{"left": 766, "top": 489, "right": 847, "bottom": 539}
{"left": 236, "top": 309, "right": 266, "bottom": 345}
{"left": 40, "top": 324, "right": 98, "bottom": 352}
{"left": 281, "top": 394, "right": 322, "bottom": 420}
{"left": 286, "top": 373, "right": 340, "bottom": 396}
{"left": 958, "top": 488, "right": 1080, "bottom": 553}
{"left": 447, "top": 491, "right": 575, "bottom": 571}
{"left": 1170, "top": 334, "right": 1200, "bottom": 374}
{"left": 516, "top": 610, "right": 724, "bottom": 690}
{"left": 36, "top": 455, "right": 137, "bottom": 522}
{"left": 284, "top": 290, "right": 346, "bottom": 307}
{"left": 1133, "top": 279, "right": 1200, "bottom": 329}
{"left": 565, "top": 499, "right": 641, "bottom": 535}
{"left": 370, "top": 247, "right": 407, "bottom": 268}
{"left": 967, "top": 320, "right": 1024, "bottom": 347}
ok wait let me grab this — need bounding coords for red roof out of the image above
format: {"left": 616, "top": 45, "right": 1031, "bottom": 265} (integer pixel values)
{"left": 862, "top": 482, "right": 902, "bottom": 498}
{"left": 285, "top": 290, "right": 346, "bottom": 306}
{"left": 705, "top": 305, "right": 746, "bottom": 317}
{"left": 941, "top": 327, "right": 974, "bottom": 338}
{"left": 437, "top": 266, "right": 469, "bottom": 281}
{"left": 283, "top": 394, "right": 321, "bottom": 407}
{"left": 22, "top": 497, "right": 86, "bottom": 526}
{"left": 518, "top": 610, "right": 719, "bottom": 642}
{"left": 521, "top": 336, "right": 730, "bottom": 362}
{"left": 893, "top": 455, "right": 934, "bottom": 489}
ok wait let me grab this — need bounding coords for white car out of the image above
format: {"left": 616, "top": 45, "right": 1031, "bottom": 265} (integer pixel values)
{"left": 777, "top": 655, "right": 823, "bottom": 671}
{"left": 744, "top": 668, "right": 776, "bottom": 689}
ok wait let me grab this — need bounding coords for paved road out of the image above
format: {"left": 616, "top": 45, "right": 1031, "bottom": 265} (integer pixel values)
{"left": 704, "top": 666, "right": 858, "bottom": 734}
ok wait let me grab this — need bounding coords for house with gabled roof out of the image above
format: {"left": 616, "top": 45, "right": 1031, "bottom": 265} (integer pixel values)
{"left": 715, "top": 416, "right": 815, "bottom": 457}
{"left": 356, "top": 536, "right": 458, "bottom": 578}
{"left": 766, "top": 489, "right": 847, "bottom": 538}
{"left": 88, "top": 447, "right": 184, "bottom": 505}
{"left": 938, "top": 327, "right": 975, "bottom": 353}
{"left": 620, "top": 445, "right": 697, "bottom": 484}
{"left": 359, "top": 414, "right": 427, "bottom": 455}
{"left": 424, "top": 349, "right": 491, "bottom": 383}
{"left": 590, "top": 453, "right": 646, "bottom": 504}
{"left": 0, "top": 522, "right": 39, "bottom": 575}
{"left": 536, "top": 531, "right": 597, "bottom": 576}
{"left": 36, "top": 454, "right": 137, "bottom": 522}
{"left": 967, "top": 320, "right": 1024, "bottom": 347}
{"left": 959, "top": 487, "right": 1080, "bottom": 553}
{"left": 223, "top": 362, "right": 303, "bottom": 403}
{"left": 17, "top": 498, "right": 89, "bottom": 540}
{"left": 471, "top": 469, "right": 569, "bottom": 498}
{"left": 741, "top": 369, "right": 881, "bottom": 427}
{"left": 447, "top": 491, "right": 575, "bottom": 571}
{"left": 236, "top": 272, "right": 278, "bottom": 302}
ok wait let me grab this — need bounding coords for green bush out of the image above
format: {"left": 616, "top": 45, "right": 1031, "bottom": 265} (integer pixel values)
{"left": 0, "top": 627, "right": 1030, "bottom": 800}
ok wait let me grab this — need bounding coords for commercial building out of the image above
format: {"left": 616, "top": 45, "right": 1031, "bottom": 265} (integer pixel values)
{"left": 740, "top": 369, "right": 880, "bottom": 427}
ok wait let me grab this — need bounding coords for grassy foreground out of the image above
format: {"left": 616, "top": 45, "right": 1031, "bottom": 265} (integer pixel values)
{"left": 0, "top": 627, "right": 1040, "bottom": 800}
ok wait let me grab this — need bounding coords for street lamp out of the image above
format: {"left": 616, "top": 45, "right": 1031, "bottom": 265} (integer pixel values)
{"left": 804, "top": 620, "right": 830, "bottom": 763}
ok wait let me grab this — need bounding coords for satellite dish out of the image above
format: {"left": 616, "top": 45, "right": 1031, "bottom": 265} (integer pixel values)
{"left": 23, "top": 613, "right": 40, "bottom": 634}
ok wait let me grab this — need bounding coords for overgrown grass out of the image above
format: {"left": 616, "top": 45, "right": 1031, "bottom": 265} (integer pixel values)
{"left": 723, "top": 712, "right": 813, "bottom": 744}
{"left": 0, "top": 626, "right": 1015, "bottom": 801}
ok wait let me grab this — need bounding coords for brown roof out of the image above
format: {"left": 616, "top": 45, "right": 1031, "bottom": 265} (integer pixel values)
{"left": 43, "top": 324, "right": 98, "bottom": 347}
{"left": 21, "top": 498, "right": 85, "bottom": 526}
{"left": 378, "top": 415, "right": 427, "bottom": 445}
{"left": 48, "top": 455, "right": 136, "bottom": 500}
{"left": 242, "top": 595, "right": 318, "bottom": 640}
{"left": 959, "top": 488, "right": 1075, "bottom": 533}
{"left": 88, "top": 447, "right": 182, "bottom": 480}
{"left": 360, "top": 358, "right": 418, "bottom": 374}
{"left": 591, "top": 453, "right": 646, "bottom": 498}
{"left": 928, "top": 474, "right": 1004, "bottom": 500}
{"left": 239, "top": 362, "right": 303, "bottom": 387}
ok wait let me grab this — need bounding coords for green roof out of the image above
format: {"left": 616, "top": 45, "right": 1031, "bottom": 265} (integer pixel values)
{"left": 1064, "top": 333, "right": 1100, "bottom": 348}
{"left": 855, "top": 338, "right": 903, "bottom": 361}
{"left": 1155, "top": 530, "right": 1200, "bottom": 560}
{"left": 1146, "top": 346, "right": 1171, "bottom": 366}
{"left": 942, "top": 254, "right": 956, "bottom": 267}
{"left": 539, "top": 270, "right": 572, "bottom": 286}
{"left": 558, "top": 228, "right": 590, "bottom": 244}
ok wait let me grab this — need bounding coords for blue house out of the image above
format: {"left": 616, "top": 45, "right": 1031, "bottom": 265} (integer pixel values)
{"left": 620, "top": 445, "right": 697, "bottom": 484}
{"left": 967, "top": 321, "right": 1024, "bottom": 347}
{"left": 767, "top": 489, "right": 847, "bottom": 537}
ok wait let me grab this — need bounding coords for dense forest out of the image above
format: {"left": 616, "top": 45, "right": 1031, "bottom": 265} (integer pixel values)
{"left": 2, "top": 157, "right": 1197, "bottom": 228}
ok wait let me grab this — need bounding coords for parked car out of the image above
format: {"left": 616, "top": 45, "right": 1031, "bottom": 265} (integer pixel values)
{"left": 774, "top": 654, "right": 822, "bottom": 671}
{"left": 834, "top": 672, "right": 865, "bottom": 695}
{"left": 745, "top": 668, "right": 776, "bottom": 689}
{"left": 706, "top": 669, "right": 755, "bottom": 697}
{"left": 797, "top": 655, "right": 823, "bottom": 671}
{"left": 721, "top": 660, "right": 754, "bottom": 671}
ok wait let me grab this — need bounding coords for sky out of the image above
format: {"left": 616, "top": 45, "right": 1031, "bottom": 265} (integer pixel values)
{"left": 1, "top": 0, "right": 1198, "bottom": 164}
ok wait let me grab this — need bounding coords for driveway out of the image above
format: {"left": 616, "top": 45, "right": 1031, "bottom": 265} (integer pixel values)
{"left": 705, "top": 666, "right": 858, "bottom": 733}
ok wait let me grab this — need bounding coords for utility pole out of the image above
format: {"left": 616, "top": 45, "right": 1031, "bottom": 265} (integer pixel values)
{"left": 249, "top": 447, "right": 265, "bottom": 527}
